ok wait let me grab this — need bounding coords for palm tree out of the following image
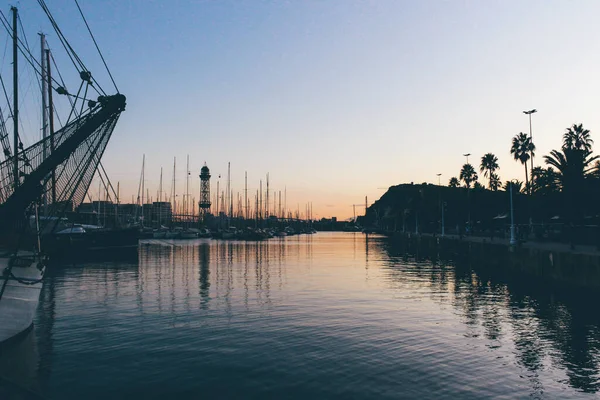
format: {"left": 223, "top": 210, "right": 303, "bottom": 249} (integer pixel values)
{"left": 459, "top": 163, "right": 478, "bottom": 188}
{"left": 563, "top": 123, "right": 593, "bottom": 152}
{"left": 511, "top": 132, "right": 534, "bottom": 193}
{"left": 448, "top": 177, "right": 460, "bottom": 188}
{"left": 503, "top": 180, "right": 523, "bottom": 194}
{"left": 489, "top": 173, "right": 501, "bottom": 191}
{"left": 480, "top": 153, "right": 499, "bottom": 189}
{"left": 544, "top": 135, "right": 598, "bottom": 221}
{"left": 531, "top": 167, "right": 559, "bottom": 195}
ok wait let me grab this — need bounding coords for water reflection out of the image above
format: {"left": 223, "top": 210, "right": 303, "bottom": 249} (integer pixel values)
{"left": 2, "top": 233, "right": 598, "bottom": 398}
{"left": 380, "top": 237, "right": 600, "bottom": 394}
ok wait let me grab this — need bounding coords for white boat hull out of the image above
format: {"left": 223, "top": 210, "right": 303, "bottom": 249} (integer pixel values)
{"left": 0, "top": 254, "right": 45, "bottom": 344}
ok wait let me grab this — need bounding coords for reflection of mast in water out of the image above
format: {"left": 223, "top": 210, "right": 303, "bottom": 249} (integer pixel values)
{"left": 170, "top": 244, "right": 176, "bottom": 315}
{"left": 243, "top": 243, "right": 249, "bottom": 311}
{"left": 224, "top": 242, "right": 234, "bottom": 316}
{"left": 35, "top": 271, "right": 56, "bottom": 385}
{"left": 264, "top": 242, "right": 271, "bottom": 305}
{"left": 198, "top": 242, "right": 210, "bottom": 309}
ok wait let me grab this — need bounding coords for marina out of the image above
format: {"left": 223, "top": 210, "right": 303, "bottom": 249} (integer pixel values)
{"left": 1, "top": 1, "right": 600, "bottom": 398}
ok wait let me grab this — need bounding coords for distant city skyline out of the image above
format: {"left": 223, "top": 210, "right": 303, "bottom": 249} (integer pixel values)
{"left": 6, "top": 0, "right": 600, "bottom": 219}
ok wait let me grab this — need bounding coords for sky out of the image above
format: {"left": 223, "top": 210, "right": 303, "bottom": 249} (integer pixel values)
{"left": 5, "top": 0, "right": 600, "bottom": 220}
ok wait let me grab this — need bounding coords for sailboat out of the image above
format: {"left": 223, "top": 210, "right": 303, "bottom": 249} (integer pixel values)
{"left": 0, "top": 4, "right": 126, "bottom": 343}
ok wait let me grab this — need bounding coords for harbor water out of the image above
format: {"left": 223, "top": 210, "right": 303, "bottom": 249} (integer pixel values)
{"left": 2, "top": 232, "right": 600, "bottom": 399}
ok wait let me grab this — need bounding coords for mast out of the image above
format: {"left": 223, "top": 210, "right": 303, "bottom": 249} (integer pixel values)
{"left": 266, "top": 173, "right": 269, "bottom": 219}
{"left": 172, "top": 157, "right": 176, "bottom": 224}
{"left": 216, "top": 179, "right": 219, "bottom": 216}
{"left": 185, "top": 154, "right": 189, "bottom": 225}
{"left": 159, "top": 167, "right": 163, "bottom": 227}
{"left": 141, "top": 154, "right": 145, "bottom": 226}
{"left": 227, "top": 162, "right": 231, "bottom": 218}
{"left": 12, "top": 7, "right": 18, "bottom": 188}
{"left": 259, "top": 180, "right": 262, "bottom": 222}
{"left": 244, "top": 171, "right": 248, "bottom": 220}
{"left": 46, "top": 49, "right": 55, "bottom": 204}
{"left": 40, "top": 33, "right": 47, "bottom": 213}
{"left": 284, "top": 186, "right": 287, "bottom": 221}
{"left": 116, "top": 181, "right": 120, "bottom": 225}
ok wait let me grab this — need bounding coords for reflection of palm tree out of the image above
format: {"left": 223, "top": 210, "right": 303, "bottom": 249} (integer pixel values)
{"left": 480, "top": 153, "right": 499, "bottom": 189}
{"left": 459, "top": 163, "right": 478, "bottom": 188}
{"left": 449, "top": 177, "right": 460, "bottom": 188}
{"left": 511, "top": 132, "right": 534, "bottom": 193}
{"left": 563, "top": 123, "right": 593, "bottom": 152}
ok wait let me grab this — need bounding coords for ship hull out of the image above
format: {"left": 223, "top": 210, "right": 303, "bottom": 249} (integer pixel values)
{"left": 0, "top": 253, "right": 44, "bottom": 344}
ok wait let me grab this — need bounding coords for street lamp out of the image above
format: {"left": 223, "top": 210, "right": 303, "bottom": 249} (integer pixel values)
{"left": 509, "top": 180, "right": 517, "bottom": 246}
{"left": 462, "top": 154, "right": 471, "bottom": 233}
{"left": 523, "top": 109, "right": 537, "bottom": 172}
{"left": 437, "top": 173, "right": 443, "bottom": 235}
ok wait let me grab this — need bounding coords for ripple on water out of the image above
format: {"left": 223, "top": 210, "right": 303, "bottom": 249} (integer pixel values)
{"left": 0, "top": 232, "right": 597, "bottom": 399}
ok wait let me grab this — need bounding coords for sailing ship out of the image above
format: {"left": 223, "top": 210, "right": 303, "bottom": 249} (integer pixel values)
{"left": 0, "top": 3, "right": 126, "bottom": 343}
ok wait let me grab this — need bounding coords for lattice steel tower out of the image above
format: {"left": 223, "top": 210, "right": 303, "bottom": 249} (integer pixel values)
{"left": 199, "top": 163, "right": 211, "bottom": 223}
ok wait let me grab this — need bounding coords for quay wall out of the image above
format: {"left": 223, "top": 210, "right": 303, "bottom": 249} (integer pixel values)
{"left": 387, "top": 233, "right": 600, "bottom": 290}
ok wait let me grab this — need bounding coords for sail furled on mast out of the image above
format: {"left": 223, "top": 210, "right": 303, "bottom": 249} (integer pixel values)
{"left": 0, "top": 94, "right": 126, "bottom": 228}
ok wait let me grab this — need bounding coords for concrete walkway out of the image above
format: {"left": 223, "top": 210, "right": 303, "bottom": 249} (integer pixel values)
{"left": 412, "top": 232, "right": 600, "bottom": 257}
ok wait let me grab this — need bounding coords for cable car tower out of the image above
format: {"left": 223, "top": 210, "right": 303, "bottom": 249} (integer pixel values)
{"left": 199, "top": 163, "right": 211, "bottom": 224}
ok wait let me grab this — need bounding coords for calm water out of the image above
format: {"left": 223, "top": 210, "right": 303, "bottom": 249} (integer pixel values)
{"left": 2, "top": 232, "right": 600, "bottom": 399}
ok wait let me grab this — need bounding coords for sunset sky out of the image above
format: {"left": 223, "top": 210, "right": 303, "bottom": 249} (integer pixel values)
{"left": 10, "top": 0, "right": 600, "bottom": 219}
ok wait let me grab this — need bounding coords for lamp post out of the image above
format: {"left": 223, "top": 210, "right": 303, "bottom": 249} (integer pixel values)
{"left": 523, "top": 109, "right": 537, "bottom": 173}
{"left": 442, "top": 201, "right": 445, "bottom": 237}
{"left": 437, "top": 173, "right": 442, "bottom": 235}
{"left": 510, "top": 181, "right": 517, "bottom": 246}
{"left": 462, "top": 154, "right": 471, "bottom": 233}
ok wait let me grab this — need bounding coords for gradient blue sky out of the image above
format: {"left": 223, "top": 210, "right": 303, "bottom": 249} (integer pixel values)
{"left": 10, "top": 0, "right": 600, "bottom": 219}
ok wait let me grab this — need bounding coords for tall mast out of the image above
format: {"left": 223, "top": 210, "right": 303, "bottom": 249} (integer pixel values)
{"left": 244, "top": 171, "right": 248, "bottom": 220}
{"left": 158, "top": 167, "right": 163, "bottom": 227}
{"left": 227, "top": 162, "right": 231, "bottom": 218}
{"left": 186, "top": 154, "right": 189, "bottom": 223}
{"left": 284, "top": 186, "right": 287, "bottom": 220}
{"left": 159, "top": 167, "right": 163, "bottom": 202}
{"left": 12, "top": 7, "right": 18, "bottom": 188}
{"left": 141, "top": 154, "right": 145, "bottom": 226}
{"left": 172, "top": 157, "right": 176, "bottom": 221}
{"left": 116, "top": 181, "right": 120, "bottom": 225}
{"left": 259, "top": 180, "right": 262, "bottom": 221}
{"left": 40, "top": 33, "right": 47, "bottom": 213}
{"left": 46, "top": 49, "right": 55, "bottom": 203}
{"left": 266, "top": 173, "right": 269, "bottom": 219}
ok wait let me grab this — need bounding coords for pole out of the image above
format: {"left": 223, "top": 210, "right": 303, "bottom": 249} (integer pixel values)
{"left": 116, "top": 181, "right": 120, "bottom": 226}
{"left": 141, "top": 154, "right": 145, "bottom": 226}
{"left": 529, "top": 113, "right": 534, "bottom": 174}
{"left": 12, "top": 7, "right": 18, "bottom": 188}
{"left": 510, "top": 183, "right": 516, "bottom": 245}
{"left": 441, "top": 202, "right": 445, "bottom": 237}
{"left": 40, "top": 33, "right": 47, "bottom": 214}
{"left": 46, "top": 49, "right": 55, "bottom": 204}
{"left": 244, "top": 171, "right": 248, "bottom": 220}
